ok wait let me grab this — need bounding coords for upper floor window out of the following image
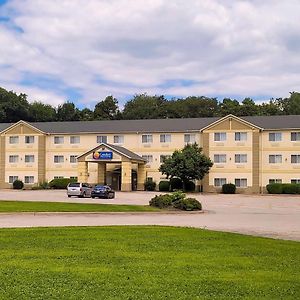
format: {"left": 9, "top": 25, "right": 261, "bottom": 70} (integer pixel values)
{"left": 160, "top": 155, "right": 171, "bottom": 163}
{"left": 9, "top": 175, "right": 18, "bottom": 184}
{"left": 291, "top": 132, "right": 300, "bottom": 141}
{"left": 54, "top": 136, "right": 64, "bottom": 144}
{"left": 70, "top": 155, "right": 78, "bottom": 163}
{"left": 235, "top": 132, "right": 247, "bottom": 141}
{"left": 114, "top": 135, "right": 124, "bottom": 144}
{"left": 291, "top": 179, "right": 300, "bottom": 184}
{"left": 214, "top": 154, "right": 226, "bottom": 163}
{"left": 269, "top": 154, "right": 282, "bottom": 164}
{"left": 25, "top": 155, "right": 35, "bottom": 163}
{"left": 97, "top": 135, "right": 108, "bottom": 143}
{"left": 269, "top": 132, "right": 282, "bottom": 142}
{"left": 142, "top": 134, "right": 153, "bottom": 143}
{"left": 9, "top": 155, "right": 19, "bottom": 163}
{"left": 291, "top": 155, "right": 300, "bottom": 164}
{"left": 142, "top": 155, "right": 153, "bottom": 163}
{"left": 235, "top": 178, "right": 247, "bottom": 187}
{"left": 214, "top": 132, "right": 226, "bottom": 141}
{"left": 160, "top": 134, "right": 171, "bottom": 143}
{"left": 184, "top": 133, "right": 196, "bottom": 144}
{"left": 235, "top": 154, "right": 247, "bottom": 163}
{"left": 269, "top": 179, "right": 282, "bottom": 184}
{"left": 214, "top": 178, "right": 226, "bottom": 187}
{"left": 54, "top": 155, "right": 64, "bottom": 163}
{"left": 24, "top": 176, "right": 34, "bottom": 184}
{"left": 70, "top": 136, "right": 80, "bottom": 144}
{"left": 9, "top": 136, "right": 19, "bottom": 144}
{"left": 25, "top": 136, "right": 35, "bottom": 144}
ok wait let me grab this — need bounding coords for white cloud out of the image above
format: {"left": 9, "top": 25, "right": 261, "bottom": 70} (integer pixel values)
{"left": 0, "top": 0, "right": 300, "bottom": 106}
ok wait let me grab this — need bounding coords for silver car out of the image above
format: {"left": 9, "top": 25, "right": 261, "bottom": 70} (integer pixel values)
{"left": 67, "top": 182, "right": 92, "bottom": 198}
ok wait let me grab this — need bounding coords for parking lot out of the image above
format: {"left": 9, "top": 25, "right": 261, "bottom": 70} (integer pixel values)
{"left": 0, "top": 189, "right": 300, "bottom": 241}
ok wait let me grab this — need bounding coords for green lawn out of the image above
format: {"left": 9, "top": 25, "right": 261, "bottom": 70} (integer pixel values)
{"left": 0, "top": 227, "right": 299, "bottom": 299}
{"left": 0, "top": 200, "right": 158, "bottom": 212}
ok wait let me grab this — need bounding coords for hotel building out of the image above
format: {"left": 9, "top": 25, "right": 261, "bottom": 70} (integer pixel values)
{"left": 0, "top": 114, "right": 300, "bottom": 193}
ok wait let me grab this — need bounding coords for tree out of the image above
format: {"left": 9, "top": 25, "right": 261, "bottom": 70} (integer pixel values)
{"left": 218, "top": 98, "right": 241, "bottom": 116}
{"left": 283, "top": 92, "right": 300, "bottom": 115}
{"left": 159, "top": 143, "right": 213, "bottom": 190}
{"left": 56, "top": 101, "right": 80, "bottom": 121}
{"left": 29, "top": 101, "right": 56, "bottom": 122}
{"left": 94, "top": 95, "right": 120, "bottom": 120}
{"left": 239, "top": 98, "right": 259, "bottom": 116}
{"left": 79, "top": 108, "right": 94, "bottom": 121}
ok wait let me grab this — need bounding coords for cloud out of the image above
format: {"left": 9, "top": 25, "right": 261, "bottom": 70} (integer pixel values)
{"left": 0, "top": 0, "right": 300, "bottom": 107}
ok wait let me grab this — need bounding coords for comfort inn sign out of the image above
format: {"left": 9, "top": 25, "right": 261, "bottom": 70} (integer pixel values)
{"left": 93, "top": 151, "right": 113, "bottom": 160}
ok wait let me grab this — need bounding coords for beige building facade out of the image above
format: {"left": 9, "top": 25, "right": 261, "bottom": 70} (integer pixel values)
{"left": 0, "top": 114, "right": 300, "bottom": 193}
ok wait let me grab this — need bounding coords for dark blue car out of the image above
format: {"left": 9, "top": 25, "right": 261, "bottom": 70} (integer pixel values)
{"left": 91, "top": 185, "right": 115, "bottom": 199}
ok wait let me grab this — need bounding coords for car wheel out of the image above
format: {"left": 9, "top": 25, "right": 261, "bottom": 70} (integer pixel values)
{"left": 68, "top": 195, "right": 71, "bottom": 198}
{"left": 91, "top": 196, "right": 95, "bottom": 199}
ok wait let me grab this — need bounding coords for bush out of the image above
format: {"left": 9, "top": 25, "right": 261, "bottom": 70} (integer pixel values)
{"left": 49, "top": 178, "right": 77, "bottom": 189}
{"left": 184, "top": 180, "right": 196, "bottom": 192}
{"left": 170, "top": 177, "right": 183, "bottom": 191}
{"left": 149, "top": 194, "right": 172, "bottom": 208}
{"left": 159, "top": 181, "right": 170, "bottom": 192}
{"left": 170, "top": 190, "right": 186, "bottom": 202}
{"left": 282, "top": 184, "right": 300, "bottom": 194}
{"left": 222, "top": 183, "right": 236, "bottom": 194}
{"left": 173, "top": 198, "right": 202, "bottom": 211}
{"left": 13, "top": 179, "right": 24, "bottom": 190}
{"left": 266, "top": 183, "right": 283, "bottom": 194}
{"left": 144, "top": 179, "right": 156, "bottom": 191}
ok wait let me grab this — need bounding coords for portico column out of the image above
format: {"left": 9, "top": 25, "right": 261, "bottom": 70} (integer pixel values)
{"left": 137, "top": 163, "right": 146, "bottom": 191}
{"left": 121, "top": 161, "right": 132, "bottom": 191}
{"left": 98, "top": 163, "right": 106, "bottom": 185}
{"left": 78, "top": 161, "right": 88, "bottom": 182}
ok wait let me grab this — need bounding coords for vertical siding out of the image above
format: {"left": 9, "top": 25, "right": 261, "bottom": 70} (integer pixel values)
{"left": 252, "top": 131, "right": 260, "bottom": 193}
{"left": 0, "top": 136, "right": 5, "bottom": 187}
{"left": 38, "top": 135, "right": 46, "bottom": 183}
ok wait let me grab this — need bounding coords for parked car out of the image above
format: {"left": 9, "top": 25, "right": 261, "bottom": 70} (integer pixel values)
{"left": 91, "top": 185, "right": 115, "bottom": 199}
{"left": 67, "top": 182, "right": 92, "bottom": 198}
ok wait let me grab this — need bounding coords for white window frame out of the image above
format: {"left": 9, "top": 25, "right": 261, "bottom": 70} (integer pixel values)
{"left": 142, "top": 155, "right": 153, "bottom": 164}
{"left": 114, "top": 135, "right": 124, "bottom": 144}
{"left": 291, "top": 155, "right": 300, "bottom": 164}
{"left": 25, "top": 155, "right": 35, "bottom": 163}
{"left": 9, "top": 155, "right": 19, "bottom": 163}
{"left": 269, "top": 155, "right": 282, "bottom": 164}
{"left": 214, "top": 178, "right": 226, "bottom": 187}
{"left": 269, "top": 179, "right": 282, "bottom": 184}
{"left": 9, "top": 136, "right": 19, "bottom": 144}
{"left": 54, "top": 136, "right": 64, "bottom": 144}
{"left": 54, "top": 176, "right": 64, "bottom": 179}
{"left": 160, "top": 134, "right": 171, "bottom": 143}
{"left": 70, "top": 155, "right": 78, "bottom": 163}
{"left": 24, "top": 176, "right": 34, "bottom": 184}
{"left": 291, "top": 132, "right": 300, "bottom": 141}
{"left": 235, "top": 154, "right": 247, "bottom": 163}
{"left": 235, "top": 178, "right": 247, "bottom": 188}
{"left": 142, "top": 134, "right": 153, "bottom": 143}
{"left": 9, "top": 176, "right": 18, "bottom": 184}
{"left": 235, "top": 132, "right": 247, "bottom": 141}
{"left": 97, "top": 135, "right": 107, "bottom": 143}
{"left": 184, "top": 133, "right": 196, "bottom": 144}
{"left": 269, "top": 132, "right": 282, "bottom": 142}
{"left": 54, "top": 155, "right": 64, "bottom": 163}
{"left": 214, "top": 132, "right": 226, "bottom": 142}
{"left": 25, "top": 136, "right": 35, "bottom": 144}
{"left": 291, "top": 179, "right": 300, "bottom": 184}
{"left": 214, "top": 154, "right": 226, "bottom": 163}
{"left": 70, "top": 136, "right": 80, "bottom": 144}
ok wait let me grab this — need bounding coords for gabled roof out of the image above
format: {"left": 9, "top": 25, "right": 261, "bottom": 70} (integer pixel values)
{"left": 1, "top": 120, "right": 45, "bottom": 134}
{"left": 77, "top": 143, "right": 146, "bottom": 162}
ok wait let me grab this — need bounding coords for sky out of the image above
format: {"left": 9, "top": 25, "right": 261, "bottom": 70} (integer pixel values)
{"left": 0, "top": 0, "right": 300, "bottom": 108}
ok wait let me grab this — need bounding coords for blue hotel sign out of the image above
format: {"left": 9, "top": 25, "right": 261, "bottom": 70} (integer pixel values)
{"left": 93, "top": 151, "right": 113, "bottom": 160}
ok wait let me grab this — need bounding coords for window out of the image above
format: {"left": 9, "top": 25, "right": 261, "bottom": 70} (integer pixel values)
{"left": 214, "top": 132, "right": 226, "bottom": 141}
{"left": 54, "top": 155, "right": 64, "bottom": 163}
{"left": 9, "top": 176, "right": 18, "bottom": 184}
{"left": 70, "top": 155, "right": 78, "bottom": 163}
{"left": 291, "top": 132, "right": 300, "bottom": 141}
{"left": 25, "top": 155, "right": 35, "bottom": 163}
{"left": 114, "top": 135, "right": 124, "bottom": 144}
{"left": 235, "top": 154, "right": 247, "bottom": 163}
{"left": 9, "top": 136, "right": 19, "bottom": 144}
{"left": 235, "top": 132, "right": 247, "bottom": 141}
{"left": 142, "top": 155, "right": 153, "bottom": 163}
{"left": 70, "top": 176, "right": 78, "bottom": 180}
{"left": 97, "top": 135, "right": 107, "bottom": 143}
{"left": 54, "top": 176, "right": 64, "bottom": 179}
{"left": 24, "top": 176, "right": 34, "bottom": 184}
{"left": 291, "top": 179, "right": 300, "bottom": 184}
{"left": 269, "top": 132, "right": 282, "bottom": 142}
{"left": 54, "top": 136, "right": 64, "bottom": 144}
{"left": 269, "top": 179, "right": 282, "bottom": 184}
{"left": 269, "top": 155, "right": 282, "bottom": 164}
{"left": 25, "top": 136, "right": 35, "bottom": 144}
{"left": 235, "top": 178, "right": 247, "bottom": 187}
{"left": 214, "top": 178, "right": 226, "bottom": 187}
{"left": 184, "top": 133, "right": 196, "bottom": 144}
{"left": 214, "top": 154, "right": 226, "bottom": 163}
{"left": 142, "top": 134, "right": 153, "bottom": 143}
{"left": 9, "top": 155, "right": 19, "bottom": 163}
{"left": 160, "top": 155, "right": 171, "bottom": 163}
{"left": 70, "top": 136, "right": 80, "bottom": 144}
{"left": 160, "top": 134, "right": 171, "bottom": 143}
{"left": 291, "top": 155, "right": 300, "bottom": 164}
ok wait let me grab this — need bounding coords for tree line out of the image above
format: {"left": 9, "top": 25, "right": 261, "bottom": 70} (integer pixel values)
{"left": 1, "top": 86, "right": 300, "bottom": 123}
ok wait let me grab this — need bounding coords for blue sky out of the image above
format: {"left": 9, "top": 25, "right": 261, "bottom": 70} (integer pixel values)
{"left": 1, "top": 0, "right": 300, "bottom": 108}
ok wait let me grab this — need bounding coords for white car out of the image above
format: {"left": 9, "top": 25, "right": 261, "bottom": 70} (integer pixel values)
{"left": 67, "top": 182, "right": 92, "bottom": 198}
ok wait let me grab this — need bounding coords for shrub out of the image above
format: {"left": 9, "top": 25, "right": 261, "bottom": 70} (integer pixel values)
{"left": 184, "top": 180, "right": 196, "bottom": 192}
{"left": 282, "top": 183, "right": 300, "bottom": 194}
{"left": 222, "top": 183, "right": 236, "bottom": 194}
{"left": 170, "top": 190, "right": 186, "bottom": 202}
{"left": 49, "top": 178, "right": 77, "bottom": 189}
{"left": 159, "top": 181, "right": 170, "bottom": 192}
{"left": 173, "top": 198, "right": 202, "bottom": 211}
{"left": 266, "top": 183, "right": 283, "bottom": 194}
{"left": 144, "top": 179, "right": 156, "bottom": 191}
{"left": 170, "top": 177, "right": 183, "bottom": 191}
{"left": 13, "top": 179, "right": 24, "bottom": 190}
{"left": 149, "top": 194, "right": 172, "bottom": 209}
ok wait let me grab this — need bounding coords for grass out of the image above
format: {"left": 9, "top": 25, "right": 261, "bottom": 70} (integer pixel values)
{"left": 0, "top": 226, "right": 299, "bottom": 299}
{"left": 0, "top": 200, "right": 158, "bottom": 213}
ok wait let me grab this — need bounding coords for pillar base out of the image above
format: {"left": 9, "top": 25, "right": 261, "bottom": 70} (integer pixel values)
{"left": 121, "top": 183, "right": 132, "bottom": 192}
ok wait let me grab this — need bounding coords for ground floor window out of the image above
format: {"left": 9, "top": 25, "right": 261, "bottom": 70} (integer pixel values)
{"left": 70, "top": 176, "right": 78, "bottom": 180}
{"left": 269, "top": 179, "right": 282, "bottom": 184}
{"left": 235, "top": 178, "right": 247, "bottom": 187}
{"left": 214, "top": 178, "right": 226, "bottom": 187}
{"left": 291, "top": 179, "right": 300, "bottom": 184}
{"left": 54, "top": 155, "right": 64, "bottom": 163}
{"left": 54, "top": 176, "right": 64, "bottom": 179}
{"left": 9, "top": 176, "right": 18, "bottom": 184}
{"left": 24, "top": 176, "right": 34, "bottom": 184}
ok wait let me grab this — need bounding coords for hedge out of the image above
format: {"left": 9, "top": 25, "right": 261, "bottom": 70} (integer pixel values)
{"left": 159, "top": 181, "right": 170, "bottom": 192}
{"left": 49, "top": 178, "right": 77, "bottom": 189}
{"left": 170, "top": 178, "right": 183, "bottom": 191}
{"left": 267, "top": 183, "right": 300, "bottom": 194}
{"left": 13, "top": 179, "right": 24, "bottom": 190}
{"left": 222, "top": 183, "right": 236, "bottom": 194}
{"left": 144, "top": 179, "right": 156, "bottom": 191}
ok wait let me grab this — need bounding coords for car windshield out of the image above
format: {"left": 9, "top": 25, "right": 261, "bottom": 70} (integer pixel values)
{"left": 95, "top": 185, "right": 107, "bottom": 190}
{"left": 68, "top": 183, "right": 80, "bottom": 187}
